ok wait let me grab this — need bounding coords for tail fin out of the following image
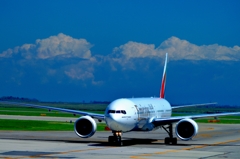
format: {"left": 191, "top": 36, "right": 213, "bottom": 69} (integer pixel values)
{"left": 160, "top": 53, "right": 168, "bottom": 98}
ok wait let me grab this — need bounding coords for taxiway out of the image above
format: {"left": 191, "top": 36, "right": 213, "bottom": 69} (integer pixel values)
{"left": 0, "top": 123, "right": 240, "bottom": 158}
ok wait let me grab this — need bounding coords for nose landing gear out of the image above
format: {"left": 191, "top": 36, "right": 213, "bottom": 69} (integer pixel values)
{"left": 108, "top": 131, "right": 123, "bottom": 146}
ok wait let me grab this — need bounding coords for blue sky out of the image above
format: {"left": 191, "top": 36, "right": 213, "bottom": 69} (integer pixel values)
{"left": 1, "top": 0, "right": 240, "bottom": 105}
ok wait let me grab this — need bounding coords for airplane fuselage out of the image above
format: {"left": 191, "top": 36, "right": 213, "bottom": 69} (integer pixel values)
{"left": 105, "top": 98, "right": 172, "bottom": 132}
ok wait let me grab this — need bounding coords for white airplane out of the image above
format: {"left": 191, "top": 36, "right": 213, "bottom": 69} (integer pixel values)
{"left": 1, "top": 53, "right": 240, "bottom": 146}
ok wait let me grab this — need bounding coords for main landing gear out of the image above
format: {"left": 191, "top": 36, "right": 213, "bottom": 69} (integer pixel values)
{"left": 108, "top": 131, "right": 123, "bottom": 146}
{"left": 162, "top": 124, "right": 177, "bottom": 145}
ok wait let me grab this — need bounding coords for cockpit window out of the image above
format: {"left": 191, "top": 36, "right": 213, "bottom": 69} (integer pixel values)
{"left": 121, "top": 110, "right": 126, "bottom": 114}
{"left": 108, "top": 110, "right": 115, "bottom": 114}
{"left": 108, "top": 110, "right": 126, "bottom": 114}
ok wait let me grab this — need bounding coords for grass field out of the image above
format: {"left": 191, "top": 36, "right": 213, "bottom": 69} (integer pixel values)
{"left": 0, "top": 103, "right": 108, "bottom": 131}
{"left": 1, "top": 102, "right": 240, "bottom": 131}
{"left": 0, "top": 119, "right": 107, "bottom": 131}
{"left": 195, "top": 118, "right": 240, "bottom": 124}
{"left": 0, "top": 102, "right": 107, "bottom": 111}
{"left": 0, "top": 105, "right": 104, "bottom": 117}
{"left": 0, "top": 118, "right": 239, "bottom": 131}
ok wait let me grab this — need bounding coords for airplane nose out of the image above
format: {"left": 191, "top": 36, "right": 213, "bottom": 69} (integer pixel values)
{"left": 109, "top": 114, "right": 117, "bottom": 121}
{"left": 106, "top": 114, "right": 118, "bottom": 124}
{"left": 105, "top": 114, "right": 123, "bottom": 131}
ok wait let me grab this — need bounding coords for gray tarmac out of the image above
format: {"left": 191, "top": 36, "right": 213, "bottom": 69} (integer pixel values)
{"left": 0, "top": 117, "right": 240, "bottom": 158}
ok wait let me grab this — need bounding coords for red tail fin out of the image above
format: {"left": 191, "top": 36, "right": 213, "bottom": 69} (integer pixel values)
{"left": 160, "top": 53, "right": 168, "bottom": 98}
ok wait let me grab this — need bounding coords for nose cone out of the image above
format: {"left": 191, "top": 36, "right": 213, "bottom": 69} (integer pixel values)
{"left": 105, "top": 113, "right": 124, "bottom": 131}
{"left": 104, "top": 98, "right": 136, "bottom": 132}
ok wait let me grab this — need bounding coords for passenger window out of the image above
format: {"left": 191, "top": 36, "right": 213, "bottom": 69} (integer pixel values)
{"left": 116, "top": 110, "right": 121, "bottom": 113}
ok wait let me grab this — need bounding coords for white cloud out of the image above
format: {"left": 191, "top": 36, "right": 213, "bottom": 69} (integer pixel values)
{"left": 35, "top": 33, "right": 92, "bottom": 59}
{"left": 1, "top": 34, "right": 240, "bottom": 82}
{"left": 65, "top": 67, "right": 94, "bottom": 80}
{"left": 63, "top": 58, "right": 103, "bottom": 85}
{"left": 2, "top": 35, "right": 239, "bottom": 61}
{"left": 0, "top": 33, "right": 92, "bottom": 60}
{"left": 64, "top": 58, "right": 96, "bottom": 81}
{"left": 113, "top": 36, "right": 240, "bottom": 61}
{"left": 0, "top": 48, "right": 13, "bottom": 58}
{"left": 113, "top": 41, "right": 156, "bottom": 59}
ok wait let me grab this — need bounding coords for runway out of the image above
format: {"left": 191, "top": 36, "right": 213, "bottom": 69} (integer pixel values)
{"left": 0, "top": 123, "right": 240, "bottom": 158}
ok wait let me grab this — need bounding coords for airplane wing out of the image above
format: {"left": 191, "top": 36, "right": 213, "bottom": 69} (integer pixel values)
{"left": 153, "top": 112, "right": 240, "bottom": 126}
{"left": 172, "top": 102, "right": 217, "bottom": 109}
{"left": 0, "top": 101, "right": 105, "bottom": 121}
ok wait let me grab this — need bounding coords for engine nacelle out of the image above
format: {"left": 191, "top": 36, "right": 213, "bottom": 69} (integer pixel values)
{"left": 175, "top": 118, "right": 198, "bottom": 141}
{"left": 74, "top": 116, "right": 97, "bottom": 138}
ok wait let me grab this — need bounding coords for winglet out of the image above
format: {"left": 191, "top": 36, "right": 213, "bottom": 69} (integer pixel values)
{"left": 160, "top": 53, "right": 168, "bottom": 98}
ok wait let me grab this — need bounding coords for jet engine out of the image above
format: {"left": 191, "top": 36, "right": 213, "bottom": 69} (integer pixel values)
{"left": 175, "top": 118, "right": 198, "bottom": 141}
{"left": 74, "top": 116, "right": 97, "bottom": 138}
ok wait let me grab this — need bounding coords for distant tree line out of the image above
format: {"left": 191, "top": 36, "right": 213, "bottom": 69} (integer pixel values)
{"left": 0, "top": 96, "right": 111, "bottom": 104}
{"left": 90, "top": 101, "right": 110, "bottom": 104}
{"left": 2, "top": 96, "right": 237, "bottom": 108}
{"left": 0, "top": 96, "right": 39, "bottom": 102}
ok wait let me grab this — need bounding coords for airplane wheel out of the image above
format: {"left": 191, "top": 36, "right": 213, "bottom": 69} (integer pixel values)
{"left": 164, "top": 137, "right": 177, "bottom": 145}
{"left": 172, "top": 138, "right": 177, "bottom": 145}
{"left": 108, "top": 136, "right": 122, "bottom": 146}
{"left": 108, "top": 136, "right": 114, "bottom": 143}
{"left": 115, "top": 136, "right": 123, "bottom": 146}
{"left": 164, "top": 137, "right": 170, "bottom": 144}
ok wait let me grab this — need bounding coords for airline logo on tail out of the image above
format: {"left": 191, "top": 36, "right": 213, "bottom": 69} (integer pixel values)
{"left": 160, "top": 53, "right": 168, "bottom": 98}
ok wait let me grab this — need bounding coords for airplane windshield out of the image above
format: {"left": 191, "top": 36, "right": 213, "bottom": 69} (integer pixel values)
{"left": 108, "top": 110, "right": 126, "bottom": 114}
{"left": 108, "top": 110, "right": 115, "bottom": 113}
{"left": 121, "top": 110, "right": 126, "bottom": 114}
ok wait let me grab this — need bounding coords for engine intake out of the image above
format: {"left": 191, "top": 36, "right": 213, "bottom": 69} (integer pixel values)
{"left": 175, "top": 118, "right": 198, "bottom": 141}
{"left": 74, "top": 116, "right": 97, "bottom": 138}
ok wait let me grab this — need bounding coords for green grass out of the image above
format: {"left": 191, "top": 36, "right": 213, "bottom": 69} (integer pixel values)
{"left": 218, "top": 116, "right": 240, "bottom": 119}
{"left": 0, "top": 119, "right": 107, "bottom": 131}
{"left": 0, "top": 104, "right": 108, "bottom": 131}
{"left": 0, "top": 106, "right": 104, "bottom": 117}
{"left": 172, "top": 113, "right": 240, "bottom": 124}
{"left": 1, "top": 103, "right": 240, "bottom": 132}
{"left": 0, "top": 102, "right": 107, "bottom": 111}
{"left": 196, "top": 118, "right": 240, "bottom": 124}
{"left": 0, "top": 117, "right": 238, "bottom": 132}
